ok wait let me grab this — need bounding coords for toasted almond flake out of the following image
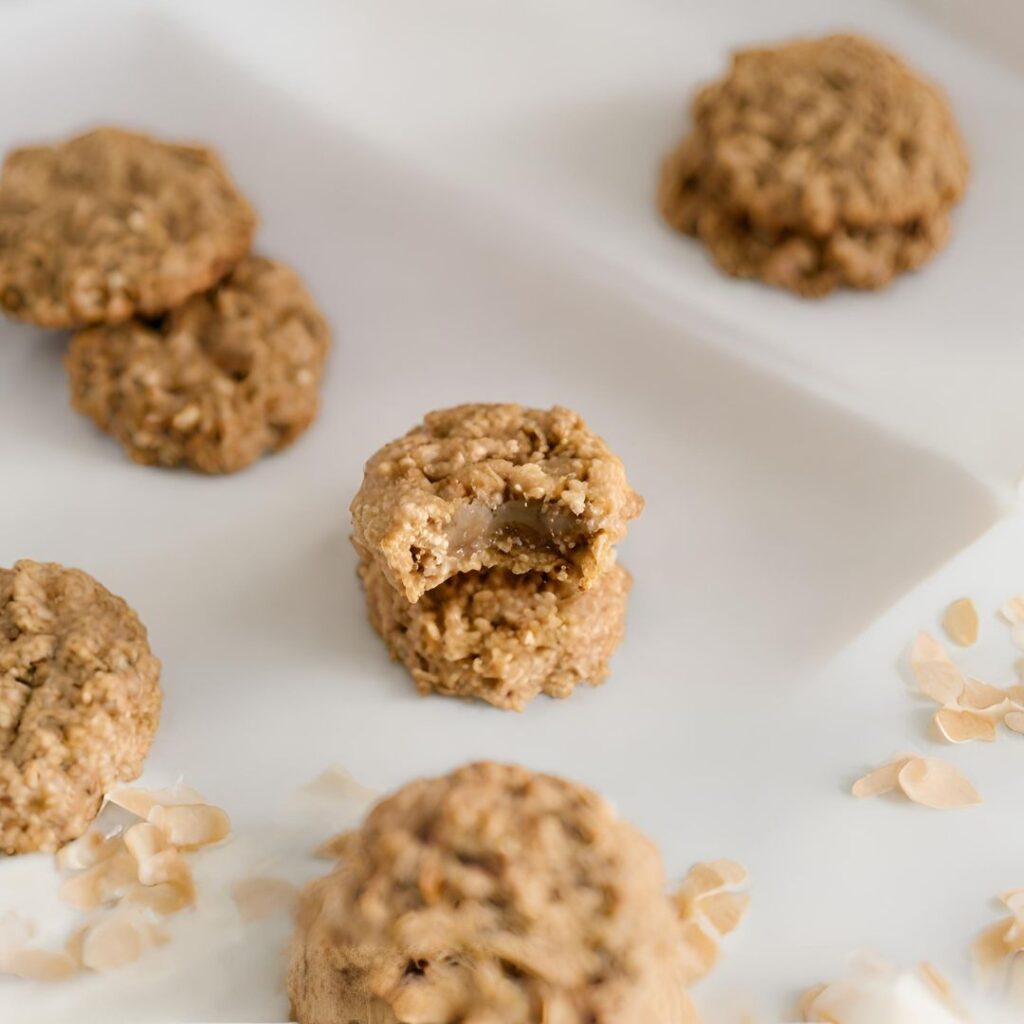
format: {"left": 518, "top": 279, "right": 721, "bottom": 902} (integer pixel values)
{"left": 135, "top": 847, "right": 192, "bottom": 889}
{"left": 80, "top": 912, "right": 168, "bottom": 973}
{"left": 1001, "top": 890, "right": 1024, "bottom": 915}
{"left": 680, "top": 989, "right": 701, "bottom": 1024}
{"left": 231, "top": 877, "right": 299, "bottom": 922}
{"left": 147, "top": 803, "right": 230, "bottom": 850}
{"left": 58, "top": 848, "right": 138, "bottom": 909}
{"left": 799, "top": 984, "right": 827, "bottom": 1020}
{"left": 678, "top": 918, "right": 719, "bottom": 984}
{"left": 1006, "top": 711, "right": 1024, "bottom": 734}
{"left": 1002, "top": 597, "right": 1024, "bottom": 625}
{"left": 1008, "top": 683, "right": 1024, "bottom": 703}
{"left": 56, "top": 830, "right": 113, "bottom": 872}
{"left": 0, "top": 947, "right": 78, "bottom": 981}
{"left": 699, "top": 890, "right": 750, "bottom": 936}
{"left": 303, "top": 766, "right": 381, "bottom": 804}
{"left": 910, "top": 632, "right": 967, "bottom": 706}
{"left": 960, "top": 678, "right": 1009, "bottom": 711}
{"left": 312, "top": 831, "right": 352, "bottom": 860}
{"left": 122, "top": 878, "right": 195, "bottom": 916}
{"left": 934, "top": 707, "right": 998, "bottom": 743}
{"left": 912, "top": 630, "right": 952, "bottom": 664}
{"left": 123, "top": 821, "right": 171, "bottom": 868}
{"left": 898, "top": 757, "right": 982, "bottom": 809}
{"left": 919, "top": 962, "right": 967, "bottom": 1018}
{"left": 851, "top": 756, "right": 913, "bottom": 798}
{"left": 943, "top": 598, "right": 979, "bottom": 646}
{"left": 106, "top": 782, "right": 207, "bottom": 819}
{"left": 972, "top": 918, "right": 1015, "bottom": 982}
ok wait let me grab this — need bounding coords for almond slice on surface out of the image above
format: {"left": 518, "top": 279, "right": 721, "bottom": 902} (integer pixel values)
{"left": 699, "top": 890, "right": 750, "bottom": 937}
{"left": 122, "top": 878, "right": 195, "bottom": 916}
{"left": 147, "top": 803, "right": 230, "bottom": 850}
{"left": 1006, "top": 711, "right": 1024, "bottom": 734}
{"left": 231, "top": 877, "right": 299, "bottom": 923}
{"left": 972, "top": 918, "right": 1015, "bottom": 982}
{"left": 58, "top": 848, "right": 138, "bottom": 909}
{"left": 106, "top": 782, "right": 207, "bottom": 819}
{"left": 960, "top": 678, "right": 1009, "bottom": 711}
{"left": 943, "top": 598, "right": 979, "bottom": 647}
{"left": 303, "top": 766, "right": 381, "bottom": 804}
{"left": 55, "top": 830, "right": 123, "bottom": 872}
{"left": 123, "top": 822, "right": 171, "bottom": 868}
{"left": 678, "top": 918, "right": 719, "bottom": 984}
{"left": 897, "top": 757, "right": 982, "bottom": 809}
{"left": 0, "top": 947, "right": 78, "bottom": 981}
{"left": 851, "top": 756, "right": 913, "bottom": 798}
{"left": 934, "top": 707, "right": 998, "bottom": 744}
{"left": 1002, "top": 597, "right": 1024, "bottom": 625}
{"left": 80, "top": 912, "right": 168, "bottom": 973}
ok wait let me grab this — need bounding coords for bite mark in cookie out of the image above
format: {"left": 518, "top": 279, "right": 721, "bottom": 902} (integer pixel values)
{"left": 288, "top": 762, "right": 693, "bottom": 1024}
{"left": 350, "top": 404, "right": 643, "bottom": 603}
{"left": 65, "top": 255, "right": 330, "bottom": 474}
{"left": 360, "top": 556, "right": 631, "bottom": 710}
{"left": 0, "top": 127, "right": 255, "bottom": 327}
{"left": 0, "top": 560, "right": 162, "bottom": 855}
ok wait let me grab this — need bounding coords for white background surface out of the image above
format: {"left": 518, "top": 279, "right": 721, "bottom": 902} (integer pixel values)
{"left": 1, "top": 1, "right": 1023, "bottom": 1021}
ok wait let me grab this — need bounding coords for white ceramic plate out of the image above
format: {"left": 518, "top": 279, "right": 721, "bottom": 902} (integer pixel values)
{"left": 1, "top": 2, "right": 1021, "bottom": 1021}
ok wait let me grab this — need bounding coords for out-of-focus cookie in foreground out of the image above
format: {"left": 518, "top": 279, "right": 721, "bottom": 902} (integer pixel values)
{"left": 288, "top": 761, "right": 696, "bottom": 1024}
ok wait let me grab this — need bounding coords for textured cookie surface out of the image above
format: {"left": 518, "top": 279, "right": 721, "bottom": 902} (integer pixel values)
{"left": 351, "top": 404, "right": 643, "bottom": 603}
{"left": 289, "top": 762, "right": 691, "bottom": 1024}
{"left": 0, "top": 560, "right": 162, "bottom": 855}
{"left": 0, "top": 127, "right": 255, "bottom": 327}
{"left": 361, "top": 556, "right": 631, "bottom": 710}
{"left": 658, "top": 34, "right": 968, "bottom": 295}
{"left": 65, "top": 255, "right": 330, "bottom": 474}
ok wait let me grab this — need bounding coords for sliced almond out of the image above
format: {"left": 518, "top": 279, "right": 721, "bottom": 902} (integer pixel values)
{"left": 960, "top": 678, "right": 1009, "bottom": 711}
{"left": 972, "top": 918, "right": 1015, "bottom": 982}
{"left": 147, "top": 803, "right": 230, "bottom": 850}
{"left": 678, "top": 918, "right": 719, "bottom": 985}
{"left": 135, "top": 847, "right": 192, "bottom": 889}
{"left": 680, "top": 989, "right": 701, "bottom": 1024}
{"left": 106, "top": 782, "right": 207, "bottom": 819}
{"left": 231, "top": 877, "right": 299, "bottom": 923}
{"left": 80, "top": 912, "right": 168, "bottom": 973}
{"left": 851, "top": 756, "right": 913, "bottom": 798}
{"left": 0, "top": 947, "right": 78, "bottom": 981}
{"left": 1006, "top": 711, "right": 1024, "bottom": 734}
{"left": 934, "top": 707, "right": 998, "bottom": 744}
{"left": 898, "top": 757, "right": 982, "bottom": 809}
{"left": 944, "top": 598, "right": 979, "bottom": 646}
{"left": 55, "top": 830, "right": 122, "bottom": 872}
{"left": 122, "top": 879, "right": 195, "bottom": 916}
{"left": 698, "top": 890, "right": 750, "bottom": 937}
{"left": 1002, "top": 597, "right": 1024, "bottom": 625}
{"left": 799, "top": 984, "right": 827, "bottom": 1020}
{"left": 303, "top": 766, "right": 381, "bottom": 804}
{"left": 58, "top": 848, "right": 138, "bottom": 909}
{"left": 123, "top": 822, "right": 171, "bottom": 868}
{"left": 919, "top": 961, "right": 967, "bottom": 1018}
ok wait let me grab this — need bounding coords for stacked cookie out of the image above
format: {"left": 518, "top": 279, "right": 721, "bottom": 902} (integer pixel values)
{"left": 0, "top": 126, "right": 330, "bottom": 473}
{"left": 658, "top": 34, "right": 970, "bottom": 297}
{"left": 350, "top": 403, "right": 643, "bottom": 710}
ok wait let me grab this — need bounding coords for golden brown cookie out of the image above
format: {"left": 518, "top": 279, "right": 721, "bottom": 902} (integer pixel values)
{"left": 0, "top": 127, "right": 255, "bottom": 327}
{"left": 288, "top": 762, "right": 692, "bottom": 1024}
{"left": 350, "top": 404, "right": 643, "bottom": 604}
{"left": 0, "top": 560, "right": 162, "bottom": 855}
{"left": 65, "top": 255, "right": 330, "bottom": 474}
{"left": 360, "top": 554, "right": 631, "bottom": 710}
{"left": 658, "top": 34, "right": 969, "bottom": 295}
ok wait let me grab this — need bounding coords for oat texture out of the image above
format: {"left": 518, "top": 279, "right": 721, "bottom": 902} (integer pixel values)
{"left": 0, "top": 127, "right": 256, "bottom": 327}
{"left": 658, "top": 34, "right": 969, "bottom": 296}
{"left": 288, "top": 762, "right": 692, "bottom": 1024}
{"left": 351, "top": 404, "right": 643, "bottom": 603}
{"left": 0, "top": 560, "right": 162, "bottom": 855}
{"left": 65, "top": 255, "right": 330, "bottom": 474}
{"left": 360, "top": 555, "right": 631, "bottom": 710}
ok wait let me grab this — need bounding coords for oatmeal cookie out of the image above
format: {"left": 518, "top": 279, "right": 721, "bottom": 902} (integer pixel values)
{"left": 658, "top": 34, "right": 968, "bottom": 295}
{"left": 0, "top": 560, "right": 162, "bottom": 855}
{"left": 360, "top": 554, "right": 631, "bottom": 710}
{"left": 0, "top": 127, "right": 255, "bottom": 327}
{"left": 351, "top": 404, "right": 643, "bottom": 604}
{"left": 65, "top": 255, "right": 330, "bottom": 474}
{"left": 288, "top": 762, "right": 692, "bottom": 1024}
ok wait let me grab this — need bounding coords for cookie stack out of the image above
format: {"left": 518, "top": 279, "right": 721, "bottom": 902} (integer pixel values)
{"left": 658, "top": 34, "right": 970, "bottom": 297}
{"left": 350, "top": 403, "right": 643, "bottom": 710}
{"left": 0, "top": 127, "right": 330, "bottom": 473}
